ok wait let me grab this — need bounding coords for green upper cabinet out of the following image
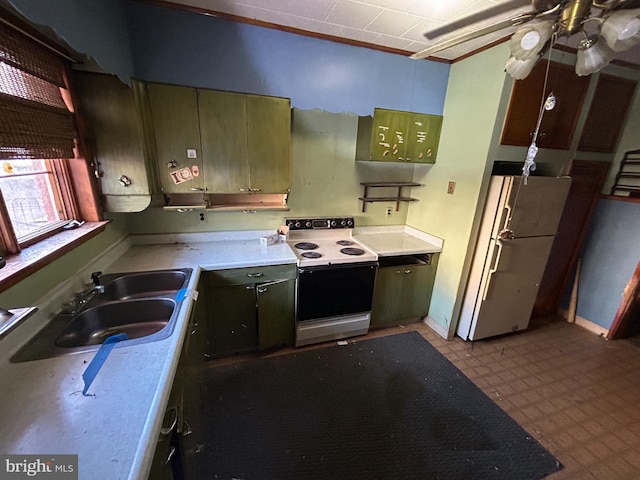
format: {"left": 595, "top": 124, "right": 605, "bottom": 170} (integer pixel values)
{"left": 198, "top": 89, "right": 250, "bottom": 193}
{"left": 364, "top": 108, "right": 443, "bottom": 164}
{"left": 73, "top": 72, "right": 154, "bottom": 212}
{"left": 198, "top": 91, "right": 291, "bottom": 194}
{"left": 145, "top": 82, "right": 291, "bottom": 195}
{"left": 147, "top": 83, "right": 205, "bottom": 194}
{"left": 246, "top": 94, "right": 291, "bottom": 194}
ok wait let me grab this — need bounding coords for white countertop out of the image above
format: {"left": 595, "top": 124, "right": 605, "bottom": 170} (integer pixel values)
{"left": 0, "top": 227, "right": 437, "bottom": 479}
{"left": 355, "top": 225, "right": 443, "bottom": 256}
{"left": 0, "top": 233, "right": 296, "bottom": 480}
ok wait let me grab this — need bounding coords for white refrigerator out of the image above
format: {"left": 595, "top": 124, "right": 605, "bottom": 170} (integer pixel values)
{"left": 457, "top": 175, "right": 571, "bottom": 341}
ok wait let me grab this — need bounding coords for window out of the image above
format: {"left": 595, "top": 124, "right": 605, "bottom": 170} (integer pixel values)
{"left": 0, "top": 16, "right": 95, "bottom": 255}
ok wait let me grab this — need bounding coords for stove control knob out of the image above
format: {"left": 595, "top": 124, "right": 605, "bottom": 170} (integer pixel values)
{"left": 347, "top": 219, "right": 353, "bottom": 226}
{"left": 331, "top": 220, "right": 337, "bottom": 227}
{"left": 294, "top": 221, "right": 301, "bottom": 228}
{"left": 340, "top": 220, "right": 346, "bottom": 226}
{"left": 305, "top": 221, "right": 312, "bottom": 228}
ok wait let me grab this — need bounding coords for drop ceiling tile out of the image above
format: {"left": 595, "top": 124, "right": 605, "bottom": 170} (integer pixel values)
{"left": 402, "top": 18, "right": 446, "bottom": 42}
{"left": 359, "top": 0, "right": 421, "bottom": 12}
{"left": 365, "top": 10, "right": 422, "bottom": 36}
{"left": 338, "top": 25, "right": 382, "bottom": 44}
{"left": 325, "top": 0, "right": 383, "bottom": 29}
{"left": 408, "top": 0, "right": 483, "bottom": 22}
{"left": 236, "top": 0, "right": 338, "bottom": 21}
{"left": 371, "top": 33, "right": 415, "bottom": 50}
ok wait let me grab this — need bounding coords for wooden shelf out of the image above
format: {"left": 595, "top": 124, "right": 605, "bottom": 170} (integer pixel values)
{"left": 360, "top": 182, "right": 422, "bottom": 212}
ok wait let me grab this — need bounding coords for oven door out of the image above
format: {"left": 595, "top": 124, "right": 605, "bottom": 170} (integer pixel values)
{"left": 296, "top": 262, "right": 378, "bottom": 322}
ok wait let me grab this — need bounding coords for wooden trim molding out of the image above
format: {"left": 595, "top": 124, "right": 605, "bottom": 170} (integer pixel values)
{"left": 0, "top": 221, "right": 109, "bottom": 293}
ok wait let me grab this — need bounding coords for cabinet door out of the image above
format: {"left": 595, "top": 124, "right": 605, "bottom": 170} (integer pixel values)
{"left": 246, "top": 94, "right": 291, "bottom": 193}
{"left": 198, "top": 89, "right": 250, "bottom": 193}
{"left": 501, "top": 61, "right": 590, "bottom": 149}
{"left": 398, "top": 264, "right": 434, "bottom": 319}
{"left": 405, "top": 113, "right": 442, "bottom": 164}
{"left": 210, "top": 284, "right": 258, "bottom": 355}
{"left": 257, "top": 279, "right": 295, "bottom": 349}
{"left": 147, "top": 83, "right": 205, "bottom": 193}
{"left": 74, "top": 73, "right": 151, "bottom": 202}
{"left": 370, "top": 267, "right": 402, "bottom": 328}
{"left": 578, "top": 74, "right": 637, "bottom": 153}
{"left": 369, "top": 109, "right": 409, "bottom": 162}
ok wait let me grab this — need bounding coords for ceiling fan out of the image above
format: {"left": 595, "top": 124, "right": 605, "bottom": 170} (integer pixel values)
{"left": 411, "top": 0, "right": 640, "bottom": 79}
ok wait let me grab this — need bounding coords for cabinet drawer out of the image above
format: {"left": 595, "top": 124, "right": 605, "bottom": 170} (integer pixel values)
{"left": 209, "top": 264, "right": 296, "bottom": 286}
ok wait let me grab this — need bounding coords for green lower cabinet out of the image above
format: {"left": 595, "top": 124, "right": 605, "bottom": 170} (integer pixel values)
{"left": 257, "top": 279, "right": 295, "bottom": 350}
{"left": 370, "top": 254, "right": 439, "bottom": 329}
{"left": 210, "top": 284, "right": 258, "bottom": 355}
{"left": 207, "top": 265, "right": 296, "bottom": 356}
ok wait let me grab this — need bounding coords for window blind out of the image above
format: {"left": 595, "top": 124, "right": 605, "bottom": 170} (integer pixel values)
{"left": 0, "top": 22, "right": 75, "bottom": 160}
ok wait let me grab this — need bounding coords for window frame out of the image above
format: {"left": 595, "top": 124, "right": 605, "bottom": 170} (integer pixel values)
{"left": 0, "top": 7, "right": 104, "bottom": 293}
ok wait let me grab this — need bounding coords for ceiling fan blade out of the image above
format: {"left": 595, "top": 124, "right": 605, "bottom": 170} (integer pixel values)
{"left": 410, "top": 13, "right": 536, "bottom": 60}
{"left": 423, "top": 0, "right": 533, "bottom": 40}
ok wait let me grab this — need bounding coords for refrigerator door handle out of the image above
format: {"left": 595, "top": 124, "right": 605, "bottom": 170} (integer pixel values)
{"left": 483, "top": 239, "right": 504, "bottom": 301}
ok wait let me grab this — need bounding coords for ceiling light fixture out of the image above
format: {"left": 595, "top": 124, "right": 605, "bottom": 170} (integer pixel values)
{"left": 504, "top": 3, "right": 640, "bottom": 79}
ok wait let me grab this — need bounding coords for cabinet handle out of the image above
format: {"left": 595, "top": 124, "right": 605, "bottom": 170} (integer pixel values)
{"left": 160, "top": 406, "right": 178, "bottom": 435}
{"left": 181, "top": 421, "right": 193, "bottom": 437}
{"left": 118, "top": 175, "right": 131, "bottom": 187}
{"left": 250, "top": 187, "right": 261, "bottom": 193}
{"left": 247, "top": 272, "right": 264, "bottom": 278}
{"left": 404, "top": 270, "right": 412, "bottom": 274}
{"left": 242, "top": 210, "right": 257, "bottom": 214}
{"left": 191, "top": 322, "right": 198, "bottom": 335}
{"left": 239, "top": 188, "right": 251, "bottom": 192}
{"left": 190, "top": 187, "right": 206, "bottom": 191}
{"left": 257, "top": 286, "right": 267, "bottom": 294}
{"left": 166, "top": 446, "right": 176, "bottom": 465}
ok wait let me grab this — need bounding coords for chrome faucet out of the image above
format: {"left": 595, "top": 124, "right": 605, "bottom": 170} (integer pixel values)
{"left": 61, "top": 271, "right": 104, "bottom": 314}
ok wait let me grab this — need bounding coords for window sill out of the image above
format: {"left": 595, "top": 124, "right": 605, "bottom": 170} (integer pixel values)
{"left": 0, "top": 221, "right": 110, "bottom": 294}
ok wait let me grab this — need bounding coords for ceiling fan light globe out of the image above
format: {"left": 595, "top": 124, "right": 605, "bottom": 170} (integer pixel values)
{"left": 575, "top": 38, "right": 615, "bottom": 76}
{"left": 509, "top": 21, "right": 554, "bottom": 61}
{"left": 505, "top": 56, "right": 539, "bottom": 80}
{"left": 601, "top": 8, "right": 640, "bottom": 52}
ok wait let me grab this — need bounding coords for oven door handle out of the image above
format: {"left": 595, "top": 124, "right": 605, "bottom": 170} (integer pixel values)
{"left": 256, "top": 278, "right": 289, "bottom": 293}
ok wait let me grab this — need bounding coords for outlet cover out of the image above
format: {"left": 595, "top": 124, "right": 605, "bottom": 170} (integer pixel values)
{"left": 385, "top": 207, "right": 392, "bottom": 217}
{"left": 447, "top": 181, "right": 456, "bottom": 194}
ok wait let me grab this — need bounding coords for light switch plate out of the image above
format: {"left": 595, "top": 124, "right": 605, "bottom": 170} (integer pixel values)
{"left": 447, "top": 181, "right": 456, "bottom": 194}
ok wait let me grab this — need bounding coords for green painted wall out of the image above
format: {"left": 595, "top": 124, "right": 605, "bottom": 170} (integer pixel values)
{"left": 123, "top": 108, "right": 416, "bottom": 234}
{"left": 407, "top": 44, "right": 510, "bottom": 336}
{"left": 0, "top": 218, "right": 128, "bottom": 308}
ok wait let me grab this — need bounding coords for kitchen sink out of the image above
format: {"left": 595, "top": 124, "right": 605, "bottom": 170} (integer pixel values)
{"left": 100, "top": 270, "right": 189, "bottom": 301}
{"left": 10, "top": 268, "right": 192, "bottom": 362}
{"left": 55, "top": 298, "right": 176, "bottom": 348}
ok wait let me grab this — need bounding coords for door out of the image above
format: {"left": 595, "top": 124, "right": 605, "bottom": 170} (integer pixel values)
{"left": 257, "top": 279, "right": 295, "bottom": 349}
{"left": 502, "top": 176, "right": 572, "bottom": 238}
{"left": 370, "top": 267, "right": 403, "bottom": 328}
{"left": 148, "top": 83, "right": 204, "bottom": 194}
{"left": 369, "top": 109, "right": 408, "bottom": 162}
{"left": 405, "top": 113, "right": 442, "bottom": 164}
{"left": 466, "top": 235, "right": 556, "bottom": 341}
{"left": 246, "top": 94, "right": 291, "bottom": 193}
{"left": 210, "top": 284, "right": 258, "bottom": 354}
{"left": 198, "top": 89, "right": 250, "bottom": 193}
{"left": 533, "top": 161, "right": 609, "bottom": 317}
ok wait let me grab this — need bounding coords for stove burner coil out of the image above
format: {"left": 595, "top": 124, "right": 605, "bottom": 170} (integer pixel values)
{"left": 301, "top": 251, "right": 322, "bottom": 259}
{"left": 340, "top": 247, "right": 365, "bottom": 256}
{"left": 336, "top": 240, "right": 354, "bottom": 246}
{"left": 294, "top": 242, "right": 319, "bottom": 250}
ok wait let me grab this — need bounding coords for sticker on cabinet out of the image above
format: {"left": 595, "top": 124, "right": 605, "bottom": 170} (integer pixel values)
{"left": 169, "top": 167, "right": 194, "bottom": 185}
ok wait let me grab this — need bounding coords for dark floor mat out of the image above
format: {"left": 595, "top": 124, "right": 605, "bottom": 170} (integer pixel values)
{"left": 186, "top": 331, "right": 562, "bottom": 480}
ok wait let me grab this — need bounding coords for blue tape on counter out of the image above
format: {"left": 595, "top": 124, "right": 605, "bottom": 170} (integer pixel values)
{"left": 82, "top": 333, "right": 128, "bottom": 396}
{"left": 176, "top": 288, "right": 188, "bottom": 302}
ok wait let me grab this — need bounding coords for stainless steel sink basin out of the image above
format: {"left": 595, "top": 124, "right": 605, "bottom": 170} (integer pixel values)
{"left": 10, "top": 268, "right": 192, "bottom": 362}
{"left": 100, "top": 270, "right": 189, "bottom": 301}
{"left": 55, "top": 298, "right": 176, "bottom": 348}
